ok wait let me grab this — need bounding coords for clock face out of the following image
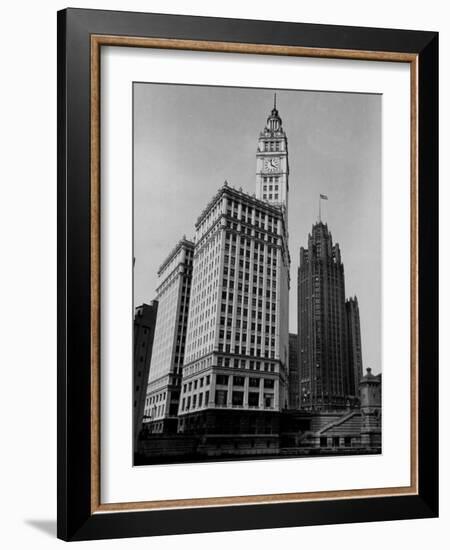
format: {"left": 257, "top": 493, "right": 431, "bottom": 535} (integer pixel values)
{"left": 264, "top": 157, "right": 280, "bottom": 172}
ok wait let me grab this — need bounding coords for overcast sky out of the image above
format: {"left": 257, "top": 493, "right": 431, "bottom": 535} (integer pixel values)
{"left": 134, "top": 83, "right": 381, "bottom": 373}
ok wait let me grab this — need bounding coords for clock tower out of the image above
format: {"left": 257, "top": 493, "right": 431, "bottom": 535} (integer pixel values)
{"left": 256, "top": 94, "right": 289, "bottom": 223}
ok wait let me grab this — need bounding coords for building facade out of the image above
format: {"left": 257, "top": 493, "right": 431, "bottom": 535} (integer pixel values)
{"left": 288, "top": 333, "right": 299, "bottom": 409}
{"left": 298, "top": 222, "right": 352, "bottom": 410}
{"left": 177, "top": 182, "right": 290, "bottom": 436}
{"left": 144, "top": 238, "right": 194, "bottom": 433}
{"left": 133, "top": 301, "right": 158, "bottom": 447}
{"left": 346, "top": 296, "right": 364, "bottom": 397}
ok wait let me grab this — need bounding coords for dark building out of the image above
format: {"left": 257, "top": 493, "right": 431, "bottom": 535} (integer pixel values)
{"left": 133, "top": 300, "right": 158, "bottom": 447}
{"left": 346, "top": 296, "right": 363, "bottom": 397}
{"left": 298, "top": 222, "right": 353, "bottom": 411}
{"left": 288, "top": 333, "right": 299, "bottom": 409}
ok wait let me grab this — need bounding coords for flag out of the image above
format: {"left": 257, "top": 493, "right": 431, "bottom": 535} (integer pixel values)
{"left": 320, "top": 194, "right": 328, "bottom": 200}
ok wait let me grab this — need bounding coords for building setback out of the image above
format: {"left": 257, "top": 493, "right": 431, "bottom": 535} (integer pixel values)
{"left": 298, "top": 222, "right": 352, "bottom": 410}
{"left": 133, "top": 300, "right": 158, "bottom": 447}
{"left": 346, "top": 296, "right": 364, "bottom": 396}
{"left": 144, "top": 238, "right": 194, "bottom": 433}
{"left": 288, "top": 333, "right": 299, "bottom": 409}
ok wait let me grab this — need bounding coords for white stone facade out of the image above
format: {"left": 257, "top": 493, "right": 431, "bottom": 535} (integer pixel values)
{"left": 144, "top": 238, "right": 194, "bottom": 432}
{"left": 178, "top": 184, "right": 290, "bottom": 425}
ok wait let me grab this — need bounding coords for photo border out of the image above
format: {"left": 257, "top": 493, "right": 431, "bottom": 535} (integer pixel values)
{"left": 57, "top": 8, "right": 438, "bottom": 541}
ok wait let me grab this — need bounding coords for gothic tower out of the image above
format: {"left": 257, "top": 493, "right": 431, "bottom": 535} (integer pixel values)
{"left": 298, "top": 222, "right": 350, "bottom": 410}
{"left": 255, "top": 95, "right": 289, "bottom": 224}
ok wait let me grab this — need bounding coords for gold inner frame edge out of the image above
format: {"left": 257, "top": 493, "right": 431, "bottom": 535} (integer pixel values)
{"left": 89, "top": 35, "right": 419, "bottom": 514}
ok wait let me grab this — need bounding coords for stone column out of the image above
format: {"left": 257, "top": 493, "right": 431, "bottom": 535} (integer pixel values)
{"left": 259, "top": 378, "right": 264, "bottom": 409}
{"left": 274, "top": 378, "right": 279, "bottom": 410}
{"left": 227, "top": 375, "right": 233, "bottom": 407}
{"left": 209, "top": 373, "right": 216, "bottom": 407}
{"left": 243, "top": 376, "right": 249, "bottom": 408}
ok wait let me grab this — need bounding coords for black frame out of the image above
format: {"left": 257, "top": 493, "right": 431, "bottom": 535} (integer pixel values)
{"left": 57, "top": 8, "right": 438, "bottom": 541}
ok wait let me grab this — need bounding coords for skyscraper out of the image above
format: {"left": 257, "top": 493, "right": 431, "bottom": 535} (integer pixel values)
{"left": 346, "top": 296, "right": 364, "bottom": 396}
{"left": 297, "top": 222, "right": 352, "bottom": 410}
{"left": 177, "top": 101, "right": 290, "bottom": 438}
{"left": 144, "top": 237, "right": 194, "bottom": 433}
{"left": 133, "top": 300, "right": 158, "bottom": 447}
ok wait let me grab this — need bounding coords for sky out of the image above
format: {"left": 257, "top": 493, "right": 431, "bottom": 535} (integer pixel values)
{"left": 133, "top": 83, "right": 381, "bottom": 373}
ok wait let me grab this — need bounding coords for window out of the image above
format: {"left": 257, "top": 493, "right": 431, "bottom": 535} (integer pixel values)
{"left": 233, "top": 376, "right": 245, "bottom": 386}
{"left": 215, "top": 389, "right": 227, "bottom": 406}
{"left": 264, "top": 379, "right": 275, "bottom": 389}
{"left": 248, "top": 392, "right": 259, "bottom": 407}
{"left": 216, "top": 374, "right": 229, "bottom": 385}
{"left": 232, "top": 391, "right": 244, "bottom": 406}
{"left": 264, "top": 393, "right": 273, "bottom": 408}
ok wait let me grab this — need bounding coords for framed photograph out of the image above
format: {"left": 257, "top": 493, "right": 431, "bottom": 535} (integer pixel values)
{"left": 57, "top": 8, "right": 438, "bottom": 541}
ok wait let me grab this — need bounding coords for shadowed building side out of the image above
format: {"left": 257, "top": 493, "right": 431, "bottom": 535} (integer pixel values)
{"left": 133, "top": 300, "right": 158, "bottom": 448}
{"left": 346, "top": 296, "right": 364, "bottom": 398}
{"left": 288, "top": 333, "right": 299, "bottom": 409}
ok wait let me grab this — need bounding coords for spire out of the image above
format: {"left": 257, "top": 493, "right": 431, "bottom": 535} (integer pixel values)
{"left": 266, "top": 93, "right": 282, "bottom": 132}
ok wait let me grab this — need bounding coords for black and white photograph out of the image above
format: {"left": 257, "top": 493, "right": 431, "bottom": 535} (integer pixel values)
{"left": 133, "top": 83, "right": 382, "bottom": 465}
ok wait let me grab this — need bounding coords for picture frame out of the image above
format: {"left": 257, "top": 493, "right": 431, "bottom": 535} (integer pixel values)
{"left": 57, "top": 7, "right": 438, "bottom": 541}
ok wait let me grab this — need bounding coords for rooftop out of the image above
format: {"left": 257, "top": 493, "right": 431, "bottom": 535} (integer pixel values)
{"left": 195, "top": 181, "right": 285, "bottom": 229}
{"left": 157, "top": 236, "right": 194, "bottom": 276}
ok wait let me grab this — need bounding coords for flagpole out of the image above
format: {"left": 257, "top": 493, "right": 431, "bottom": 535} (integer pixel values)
{"left": 319, "top": 195, "right": 321, "bottom": 223}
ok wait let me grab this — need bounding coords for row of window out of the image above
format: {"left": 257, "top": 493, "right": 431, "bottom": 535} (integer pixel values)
{"left": 225, "top": 200, "right": 280, "bottom": 227}
{"left": 217, "top": 343, "right": 276, "bottom": 358}
{"left": 226, "top": 211, "right": 279, "bottom": 233}
{"left": 225, "top": 225, "right": 279, "bottom": 243}
{"left": 263, "top": 184, "right": 279, "bottom": 192}
{"left": 181, "top": 391, "right": 209, "bottom": 411}
{"left": 180, "top": 388, "right": 275, "bottom": 412}
{"left": 215, "top": 375, "right": 275, "bottom": 388}
{"left": 217, "top": 357, "right": 276, "bottom": 372}
{"left": 261, "top": 140, "right": 283, "bottom": 152}
{"left": 263, "top": 194, "right": 279, "bottom": 201}
{"left": 183, "top": 374, "right": 211, "bottom": 394}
